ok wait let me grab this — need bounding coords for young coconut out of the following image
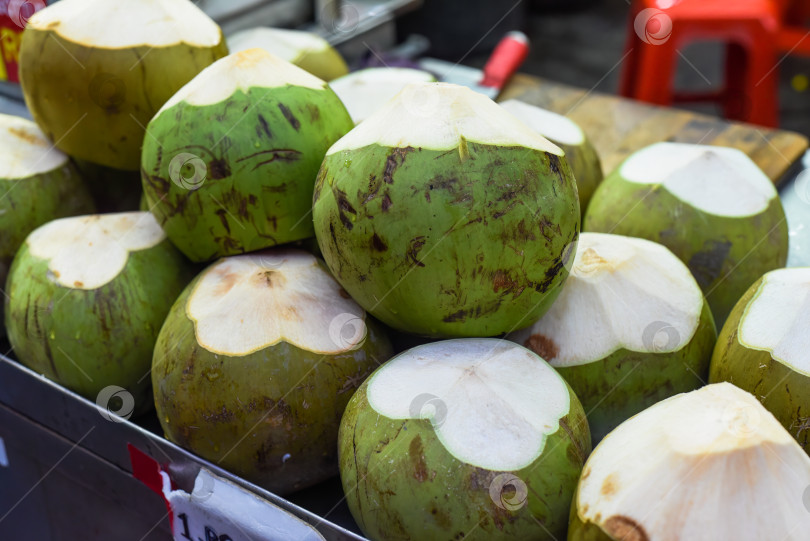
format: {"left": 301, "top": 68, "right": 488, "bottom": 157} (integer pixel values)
{"left": 584, "top": 142, "right": 788, "bottom": 325}
{"left": 152, "top": 249, "right": 393, "bottom": 494}
{"left": 339, "top": 339, "right": 591, "bottom": 541}
{"left": 710, "top": 267, "right": 810, "bottom": 453}
{"left": 5, "top": 212, "right": 192, "bottom": 414}
{"left": 568, "top": 383, "right": 810, "bottom": 541}
{"left": 227, "top": 27, "right": 348, "bottom": 81}
{"left": 499, "top": 99, "right": 603, "bottom": 214}
{"left": 141, "top": 48, "right": 354, "bottom": 262}
{"left": 328, "top": 67, "right": 437, "bottom": 124}
{"left": 0, "top": 114, "right": 95, "bottom": 336}
{"left": 19, "top": 0, "right": 228, "bottom": 170}
{"left": 508, "top": 232, "right": 716, "bottom": 442}
{"left": 313, "top": 82, "right": 580, "bottom": 338}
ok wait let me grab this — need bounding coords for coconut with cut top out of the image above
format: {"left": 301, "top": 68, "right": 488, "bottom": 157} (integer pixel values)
{"left": 19, "top": 0, "right": 227, "bottom": 170}
{"left": 568, "top": 383, "right": 810, "bottom": 540}
{"left": 0, "top": 114, "right": 95, "bottom": 335}
{"left": 152, "top": 249, "right": 392, "bottom": 494}
{"left": 313, "top": 82, "right": 580, "bottom": 337}
{"left": 500, "top": 99, "right": 603, "bottom": 214}
{"left": 5, "top": 212, "right": 192, "bottom": 413}
{"left": 509, "top": 232, "right": 716, "bottom": 442}
{"left": 329, "top": 67, "right": 437, "bottom": 124}
{"left": 227, "top": 27, "right": 348, "bottom": 81}
{"left": 339, "top": 338, "right": 590, "bottom": 540}
{"left": 141, "top": 48, "right": 354, "bottom": 262}
{"left": 710, "top": 267, "right": 810, "bottom": 453}
{"left": 584, "top": 142, "right": 788, "bottom": 325}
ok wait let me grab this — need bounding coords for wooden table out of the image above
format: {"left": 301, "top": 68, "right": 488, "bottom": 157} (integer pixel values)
{"left": 500, "top": 74, "right": 809, "bottom": 185}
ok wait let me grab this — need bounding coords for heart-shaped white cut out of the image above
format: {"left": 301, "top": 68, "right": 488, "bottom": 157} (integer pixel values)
{"left": 509, "top": 233, "right": 702, "bottom": 367}
{"left": 187, "top": 250, "right": 367, "bottom": 356}
{"left": 619, "top": 142, "right": 776, "bottom": 217}
{"left": 739, "top": 267, "right": 810, "bottom": 375}
{"left": 27, "top": 211, "right": 166, "bottom": 290}
{"left": 367, "top": 338, "right": 571, "bottom": 471}
{"left": 0, "top": 113, "right": 67, "bottom": 179}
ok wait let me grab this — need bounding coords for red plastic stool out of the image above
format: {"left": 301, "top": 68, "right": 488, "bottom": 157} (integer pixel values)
{"left": 620, "top": 0, "right": 788, "bottom": 127}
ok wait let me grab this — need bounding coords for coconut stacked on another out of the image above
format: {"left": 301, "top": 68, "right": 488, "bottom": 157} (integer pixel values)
{"left": 19, "top": 0, "right": 228, "bottom": 170}
{"left": 585, "top": 142, "right": 788, "bottom": 325}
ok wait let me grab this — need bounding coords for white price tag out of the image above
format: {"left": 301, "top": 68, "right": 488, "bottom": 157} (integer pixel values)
{"left": 160, "top": 469, "right": 325, "bottom": 541}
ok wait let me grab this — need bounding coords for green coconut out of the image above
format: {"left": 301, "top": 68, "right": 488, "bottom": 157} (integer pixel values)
{"left": 313, "top": 82, "right": 580, "bottom": 338}
{"left": 584, "top": 142, "right": 788, "bottom": 326}
{"left": 509, "top": 232, "right": 716, "bottom": 442}
{"left": 19, "top": 0, "right": 228, "bottom": 170}
{"left": 329, "top": 67, "right": 437, "bottom": 124}
{"left": 568, "top": 383, "right": 810, "bottom": 540}
{"left": 499, "top": 99, "right": 603, "bottom": 214}
{"left": 0, "top": 114, "right": 94, "bottom": 337}
{"left": 152, "top": 249, "right": 393, "bottom": 494}
{"left": 709, "top": 267, "right": 810, "bottom": 453}
{"left": 141, "top": 48, "right": 354, "bottom": 262}
{"left": 227, "top": 27, "right": 348, "bottom": 82}
{"left": 339, "top": 338, "right": 591, "bottom": 540}
{"left": 5, "top": 212, "right": 192, "bottom": 414}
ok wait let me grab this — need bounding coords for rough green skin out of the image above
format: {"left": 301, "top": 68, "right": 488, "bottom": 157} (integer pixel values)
{"left": 556, "top": 139, "right": 602, "bottom": 216}
{"left": 0, "top": 161, "right": 94, "bottom": 337}
{"left": 584, "top": 175, "right": 788, "bottom": 326}
{"left": 339, "top": 380, "right": 591, "bottom": 540}
{"left": 142, "top": 85, "right": 354, "bottom": 262}
{"left": 709, "top": 276, "right": 810, "bottom": 453}
{"left": 5, "top": 239, "right": 192, "bottom": 415}
{"left": 72, "top": 158, "right": 142, "bottom": 212}
{"left": 19, "top": 29, "right": 228, "bottom": 170}
{"left": 538, "top": 301, "right": 716, "bottom": 442}
{"left": 152, "top": 263, "right": 393, "bottom": 495}
{"left": 313, "top": 144, "right": 580, "bottom": 337}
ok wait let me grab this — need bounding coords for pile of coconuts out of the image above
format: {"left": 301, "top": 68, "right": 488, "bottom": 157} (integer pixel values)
{"left": 3, "top": 0, "right": 809, "bottom": 539}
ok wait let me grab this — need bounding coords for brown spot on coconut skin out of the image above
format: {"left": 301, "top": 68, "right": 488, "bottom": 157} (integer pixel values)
{"left": 370, "top": 233, "right": 388, "bottom": 252}
{"left": 277, "top": 103, "right": 301, "bottom": 131}
{"left": 409, "top": 435, "right": 429, "bottom": 482}
{"left": 406, "top": 236, "right": 426, "bottom": 267}
{"left": 603, "top": 516, "right": 649, "bottom": 541}
{"left": 524, "top": 334, "right": 559, "bottom": 361}
{"left": 600, "top": 473, "right": 619, "bottom": 497}
{"left": 687, "top": 239, "right": 732, "bottom": 289}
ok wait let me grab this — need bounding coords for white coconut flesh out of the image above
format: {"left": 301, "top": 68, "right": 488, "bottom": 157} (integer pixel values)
{"left": 577, "top": 383, "right": 810, "bottom": 540}
{"left": 499, "top": 99, "right": 584, "bottom": 146}
{"left": 28, "top": 0, "right": 222, "bottom": 48}
{"left": 187, "top": 250, "right": 367, "bottom": 357}
{"left": 27, "top": 212, "right": 166, "bottom": 290}
{"left": 366, "top": 339, "right": 571, "bottom": 471}
{"left": 158, "top": 48, "right": 326, "bottom": 114}
{"left": 0, "top": 114, "right": 67, "bottom": 178}
{"left": 619, "top": 142, "right": 777, "bottom": 217}
{"left": 227, "top": 27, "right": 333, "bottom": 61}
{"left": 328, "top": 68, "right": 436, "bottom": 124}
{"left": 327, "top": 82, "right": 563, "bottom": 155}
{"left": 738, "top": 267, "right": 810, "bottom": 376}
{"left": 509, "top": 233, "right": 701, "bottom": 367}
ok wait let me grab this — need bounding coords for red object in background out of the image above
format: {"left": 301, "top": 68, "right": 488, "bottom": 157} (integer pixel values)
{"left": 0, "top": 0, "right": 47, "bottom": 83}
{"left": 620, "top": 0, "right": 810, "bottom": 127}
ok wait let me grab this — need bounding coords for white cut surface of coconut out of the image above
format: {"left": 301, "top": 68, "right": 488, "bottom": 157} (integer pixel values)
{"left": 0, "top": 114, "right": 67, "bottom": 178}
{"left": 576, "top": 383, "right": 810, "bottom": 541}
{"left": 328, "top": 82, "right": 563, "bottom": 155}
{"left": 329, "top": 68, "right": 436, "bottom": 124}
{"left": 27, "top": 212, "right": 166, "bottom": 290}
{"left": 227, "top": 27, "right": 331, "bottom": 60}
{"left": 28, "top": 0, "right": 222, "bottom": 48}
{"left": 619, "top": 142, "right": 776, "bottom": 217}
{"left": 509, "top": 233, "right": 701, "bottom": 366}
{"left": 739, "top": 267, "right": 810, "bottom": 375}
{"left": 499, "top": 99, "right": 584, "bottom": 146}
{"left": 367, "top": 339, "right": 571, "bottom": 471}
{"left": 158, "top": 48, "right": 325, "bottom": 114}
{"left": 188, "top": 250, "right": 367, "bottom": 356}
